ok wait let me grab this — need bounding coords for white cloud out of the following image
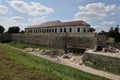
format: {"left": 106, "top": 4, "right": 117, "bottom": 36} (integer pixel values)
{"left": 9, "top": 1, "right": 54, "bottom": 16}
{"left": 93, "top": 25, "right": 110, "bottom": 32}
{"left": 29, "top": 2, "right": 54, "bottom": 16}
{"left": 75, "top": 2, "right": 118, "bottom": 21}
{"left": 75, "top": 11, "right": 106, "bottom": 21}
{"left": 79, "top": 2, "right": 116, "bottom": 13}
{"left": 75, "top": 2, "right": 120, "bottom": 32}
{"left": 10, "top": 1, "right": 31, "bottom": 13}
{"left": 0, "top": 16, "right": 26, "bottom": 31}
{"left": 0, "top": 5, "right": 9, "bottom": 14}
{"left": 10, "top": 16, "right": 25, "bottom": 22}
{"left": 101, "top": 21, "right": 116, "bottom": 26}
{"left": 28, "top": 17, "right": 46, "bottom": 25}
{"left": 0, "top": 16, "right": 46, "bottom": 31}
{"left": 7, "top": 0, "right": 21, "bottom": 1}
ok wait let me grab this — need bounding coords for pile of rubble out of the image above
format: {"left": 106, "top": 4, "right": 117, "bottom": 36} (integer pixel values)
{"left": 24, "top": 47, "right": 65, "bottom": 57}
{"left": 24, "top": 47, "right": 84, "bottom": 65}
{"left": 24, "top": 47, "right": 40, "bottom": 52}
{"left": 41, "top": 49, "right": 65, "bottom": 57}
{"left": 62, "top": 53, "right": 72, "bottom": 59}
{"left": 103, "top": 46, "right": 120, "bottom": 53}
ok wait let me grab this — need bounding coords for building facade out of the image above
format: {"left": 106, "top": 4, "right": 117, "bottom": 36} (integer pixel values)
{"left": 25, "top": 20, "right": 91, "bottom": 34}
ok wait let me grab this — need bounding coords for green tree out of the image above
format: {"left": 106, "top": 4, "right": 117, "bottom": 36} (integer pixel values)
{"left": 20, "top": 30, "right": 25, "bottom": 33}
{"left": 98, "top": 30, "right": 108, "bottom": 36}
{"left": 108, "top": 27, "right": 114, "bottom": 37}
{"left": 89, "top": 28, "right": 96, "bottom": 32}
{"left": 8, "top": 26, "right": 20, "bottom": 33}
{"left": 0, "top": 25, "right": 5, "bottom": 33}
{"left": 114, "top": 25, "right": 120, "bottom": 42}
{"left": 107, "top": 25, "right": 120, "bottom": 42}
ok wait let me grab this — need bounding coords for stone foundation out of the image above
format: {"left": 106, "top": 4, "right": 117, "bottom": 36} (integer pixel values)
{"left": 83, "top": 51, "right": 120, "bottom": 74}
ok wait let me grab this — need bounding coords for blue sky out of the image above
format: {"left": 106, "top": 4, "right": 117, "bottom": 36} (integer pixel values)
{"left": 0, "top": 0, "right": 120, "bottom": 32}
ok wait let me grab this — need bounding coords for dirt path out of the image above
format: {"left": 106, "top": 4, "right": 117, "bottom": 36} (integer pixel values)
{"left": 8, "top": 45, "right": 120, "bottom": 80}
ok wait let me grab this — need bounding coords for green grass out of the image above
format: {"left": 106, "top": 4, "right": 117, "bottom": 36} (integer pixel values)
{"left": 83, "top": 58, "right": 120, "bottom": 75}
{"left": 8, "top": 41, "right": 51, "bottom": 50}
{"left": 0, "top": 43, "right": 110, "bottom": 80}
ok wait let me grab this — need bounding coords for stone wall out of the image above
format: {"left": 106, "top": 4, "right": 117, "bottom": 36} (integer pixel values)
{"left": 11, "top": 33, "right": 98, "bottom": 49}
{"left": 0, "top": 33, "right": 11, "bottom": 42}
{"left": 83, "top": 52, "right": 120, "bottom": 74}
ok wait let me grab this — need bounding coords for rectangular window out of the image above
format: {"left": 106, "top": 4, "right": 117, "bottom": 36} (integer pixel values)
{"left": 60, "top": 28, "right": 62, "bottom": 32}
{"left": 41, "top": 29, "right": 43, "bottom": 33}
{"left": 39, "top": 29, "right": 41, "bottom": 33}
{"left": 27, "top": 30, "right": 28, "bottom": 33}
{"left": 44, "top": 29, "right": 45, "bottom": 33}
{"left": 34, "top": 30, "right": 35, "bottom": 33}
{"left": 27, "top": 30, "right": 29, "bottom": 33}
{"left": 38, "top": 30, "right": 39, "bottom": 33}
{"left": 52, "top": 29, "right": 54, "bottom": 32}
{"left": 84, "top": 28, "right": 86, "bottom": 32}
{"left": 45, "top": 29, "right": 46, "bottom": 33}
{"left": 49, "top": 29, "right": 51, "bottom": 32}
{"left": 77, "top": 28, "right": 80, "bottom": 32}
{"left": 69, "top": 28, "right": 72, "bottom": 32}
{"left": 55, "top": 28, "right": 57, "bottom": 33}
{"left": 47, "top": 29, "right": 48, "bottom": 33}
{"left": 64, "top": 28, "right": 66, "bottom": 32}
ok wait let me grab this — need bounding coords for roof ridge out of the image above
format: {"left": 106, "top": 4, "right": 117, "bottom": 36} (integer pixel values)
{"left": 26, "top": 20, "right": 90, "bottom": 29}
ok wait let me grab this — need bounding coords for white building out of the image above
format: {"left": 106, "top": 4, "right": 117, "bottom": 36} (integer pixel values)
{"left": 25, "top": 20, "right": 91, "bottom": 33}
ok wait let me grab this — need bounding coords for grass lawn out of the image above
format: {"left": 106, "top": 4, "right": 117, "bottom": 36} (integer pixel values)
{"left": 0, "top": 43, "right": 109, "bottom": 80}
{"left": 8, "top": 41, "right": 51, "bottom": 50}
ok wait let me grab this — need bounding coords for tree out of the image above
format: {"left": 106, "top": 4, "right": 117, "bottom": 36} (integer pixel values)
{"left": 89, "top": 28, "right": 96, "bottom": 32}
{"left": 8, "top": 26, "right": 20, "bottom": 33}
{"left": 114, "top": 25, "right": 120, "bottom": 42}
{"left": 98, "top": 30, "right": 107, "bottom": 35}
{"left": 0, "top": 25, "right": 5, "bottom": 33}
{"left": 20, "top": 30, "right": 25, "bottom": 33}
{"left": 108, "top": 27, "right": 114, "bottom": 37}
{"left": 107, "top": 25, "right": 120, "bottom": 42}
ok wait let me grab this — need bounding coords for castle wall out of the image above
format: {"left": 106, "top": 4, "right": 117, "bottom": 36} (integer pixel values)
{"left": 11, "top": 33, "right": 97, "bottom": 49}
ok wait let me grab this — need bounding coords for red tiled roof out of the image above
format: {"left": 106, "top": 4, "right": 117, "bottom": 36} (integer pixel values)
{"left": 27, "top": 20, "right": 61, "bottom": 28}
{"left": 26, "top": 20, "right": 90, "bottom": 29}
{"left": 62, "top": 20, "right": 90, "bottom": 26}
{"left": 40, "top": 20, "right": 61, "bottom": 27}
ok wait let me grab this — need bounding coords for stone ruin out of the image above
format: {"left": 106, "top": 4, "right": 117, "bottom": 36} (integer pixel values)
{"left": 103, "top": 46, "right": 120, "bottom": 53}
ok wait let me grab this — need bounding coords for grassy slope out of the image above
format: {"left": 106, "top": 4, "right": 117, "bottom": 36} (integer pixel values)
{"left": 0, "top": 43, "right": 109, "bottom": 80}
{"left": 8, "top": 42, "right": 51, "bottom": 50}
